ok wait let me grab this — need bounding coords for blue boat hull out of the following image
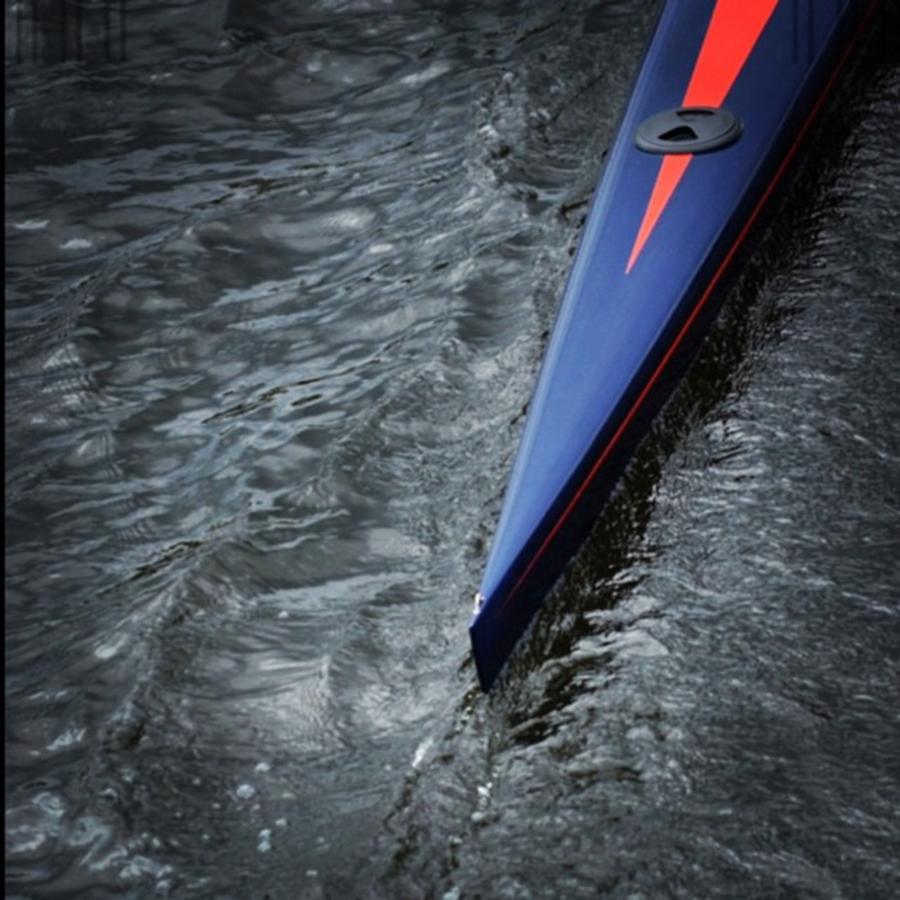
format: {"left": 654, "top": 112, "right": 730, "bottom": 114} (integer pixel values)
{"left": 470, "top": 0, "right": 877, "bottom": 691}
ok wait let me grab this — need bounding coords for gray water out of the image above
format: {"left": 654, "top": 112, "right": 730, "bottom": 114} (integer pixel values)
{"left": 5, "top": 2, "right": 900, "bottom": 898}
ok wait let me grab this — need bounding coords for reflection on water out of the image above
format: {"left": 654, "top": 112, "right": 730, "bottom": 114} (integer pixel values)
{"left": 6, "top": 2, "right": 900, "bottom": 897}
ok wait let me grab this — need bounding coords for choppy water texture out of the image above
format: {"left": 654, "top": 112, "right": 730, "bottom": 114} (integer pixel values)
{"left": 6, "top": 1, "right": 900, "bottom": 897}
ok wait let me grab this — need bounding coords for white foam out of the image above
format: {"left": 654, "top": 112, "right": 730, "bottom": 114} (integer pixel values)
{"left": 411, "top": 737, "right": 433, "bottom": 769}
{"left": 61, "top": 238, "right": 93, "bottom": 251}
{"left": 47, "top": 728, "right": 86, "bottom": 752}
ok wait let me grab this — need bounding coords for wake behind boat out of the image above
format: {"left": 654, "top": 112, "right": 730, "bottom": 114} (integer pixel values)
{"left": 470, "top": 0, "right": 878, "bottom": 691}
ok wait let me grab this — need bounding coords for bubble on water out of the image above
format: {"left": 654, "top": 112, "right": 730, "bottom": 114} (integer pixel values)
{"left": 235, "top": 783, "right": 256, "bottom": 800}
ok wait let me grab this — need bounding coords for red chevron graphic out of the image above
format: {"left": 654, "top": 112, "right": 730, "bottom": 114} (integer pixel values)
{"left": 626, "top": 0, "right": 780, "bottom": 274}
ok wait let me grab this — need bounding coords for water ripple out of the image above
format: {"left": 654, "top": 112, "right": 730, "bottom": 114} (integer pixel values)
{"left": 6, "top": 2, "right": 900, "bottom": 898}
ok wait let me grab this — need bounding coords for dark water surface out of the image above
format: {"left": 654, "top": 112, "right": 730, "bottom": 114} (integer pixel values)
{"left": 6, "top": 2, "right": 900, "bottom": 897}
